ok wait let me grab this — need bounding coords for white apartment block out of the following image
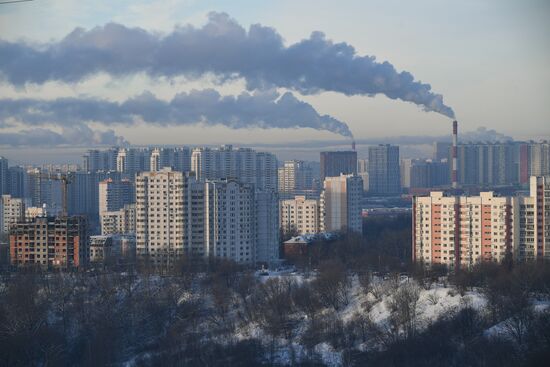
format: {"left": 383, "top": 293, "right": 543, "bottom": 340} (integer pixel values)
{"left": 515, "top": 176, "right": 550, "bottom": 260}
{"left": 320, "top": 174, "right": 363, "bottom": 233}
{"left": 191, "top": 145, "right": 278, "bottom": 191}
{"left": 135, "top": 166, "right": 280, "bottom": 266}
{"left": 280, "top": 196, "right": 320, "bottom": 235}
{"left": 150, "top": 148, "right": 161, "bottom": 172}
{"left": 205, "top": 180, "right": 256, "bottom": 264}
{"left": 101, "top": 204, "right": 136, "bottom": 235}
{"left": 135, "top": 168, "right": 187, "bottom": 267}
{"left": 1, "top": 195, "right": 25, "bottom": 234}
{"left": 413, "top": 176, "right": 550, "bottom": 269}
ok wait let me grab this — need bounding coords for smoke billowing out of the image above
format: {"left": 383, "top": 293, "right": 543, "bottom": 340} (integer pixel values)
{"left": 0, "top": 12, "right": 455, "bottom": 119}
{"left": 0, "top": 89, "right": 353, "bottom": 137}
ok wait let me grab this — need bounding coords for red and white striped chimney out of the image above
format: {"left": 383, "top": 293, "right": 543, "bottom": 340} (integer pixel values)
{"left": 452, "top": 120, "right": 458, "bottom": 189}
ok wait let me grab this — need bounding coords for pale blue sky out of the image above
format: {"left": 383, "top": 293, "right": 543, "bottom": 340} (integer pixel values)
{"left": 0, "top": 0, "right": 549, "bottom": 151}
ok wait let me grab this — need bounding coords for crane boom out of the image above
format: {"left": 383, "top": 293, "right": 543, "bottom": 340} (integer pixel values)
{"left": 33, "top": 172, "right": 73, "bottom": 216}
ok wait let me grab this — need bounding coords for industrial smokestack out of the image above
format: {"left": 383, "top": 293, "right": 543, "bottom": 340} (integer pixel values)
{"left": 352, "top": 140, "right": 356, "bottom": 151}
{"left": 452, "top": 120, "right": 458, "bottom": 189}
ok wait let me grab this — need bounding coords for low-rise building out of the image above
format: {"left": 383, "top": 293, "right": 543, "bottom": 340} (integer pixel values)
{"left": 9, "top": 216, "right": 88, "bottom": 269}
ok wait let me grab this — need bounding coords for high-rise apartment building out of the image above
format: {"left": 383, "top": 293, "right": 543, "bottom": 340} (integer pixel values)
{"left": 0, "top": 157, "right": 8, "bottom": 195}
{"left": 204, "top": 180, "right": 256, "bottom": 263}
{"left": 320, "top": 174, "right": 363, "bottom": 233}
{"left": 522, "top": 176, "right": 550, "bottom": 260}
{"left": 99, "top": 178, "right": 134, "bottom": 214}
{"left": 1, "top": 195, "right": 25, "bottom": 235}
{"left": 280, "top": 196, "right": 320, "bottom": 235}
{"left": 27, "top": 169, "right": 64, "bottom": 215}
{"left": 412, "top": 176, "right": 550, "bottom": 269}
{"left": 150, "top": 148, "right": 161, "bottom": 172}
{"left": 433, "top": 142, "right": 451, "bottom": 161}
{"left": 527, "top": 142, "right": 550, "bottom": 178}
{"left": 135, "top": 167, "right": 279, "bottom": 266}
{"left": 83, "top": 148, "right": 118, "bottom": 172}
{"left": 9, "top": 216, "right": 88, "bottom": 269}
{"left": 368, "top": 144, "right": 401, "bottom": 195}
{"left": 455, "top": 142, "right": 519, "bottom": 187}
{"left": 8, "top": 166, "right": 27, "bottom": 198}
{"left": 320, "top": 151, "right": 357, "bottom": 181}
{"left": 135, "top": 168, "right": 188, "bottom": 267}
{"left": 278, "top": 160, "right": 313, "bottom": 198}
{"left": 402, "top": 159, "right": 450, "bottom": 190}
{"left": 255, "top": 190, "right": 280, "bottom": 264}
{"left": 191, "top": 145, "right": 278, "bottom": 191}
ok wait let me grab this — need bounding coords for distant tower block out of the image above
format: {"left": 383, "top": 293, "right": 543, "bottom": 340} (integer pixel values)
{"left": 452, "top": 120, "right": 458, "bottom": 189}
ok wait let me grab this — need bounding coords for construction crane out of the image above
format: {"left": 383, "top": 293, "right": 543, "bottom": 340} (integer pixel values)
{"left": 34, "top": 172, "right": 73, "bottom": 217}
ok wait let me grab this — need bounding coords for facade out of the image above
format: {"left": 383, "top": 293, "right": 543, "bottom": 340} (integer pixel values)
{"left": 1, "top": 195, "right": 25, "bottom": 235}
{"left": 278, "top": 160, "right": 313, "bottom": 198}
{"left": 320, "top": 151, "right": 357, "bottom": 181}
{"left": 255, "top": 190, "right": 280, "bottom": 264}
{"left": 135, "top": 168, "right": 188, "bottom": 267}
{"left": 150, "top": 148, "right": 161, "bottom": 172}
{"left": 135, "top": 168, "right": 279, "bottom": 266}
{"left": 368, "top": 145, "right": 401, "bottom": 195}
{"left": 433, "top": 142, "right": 452, "bottom": 161}
{"left": 0, "top": 156, "right": 8, "bottom": 195}
{"left": 402, "top": 159, "right": 450, "bottom": 189}
{"left": 100, "top": 204, "right": 136, "bottom": 235}
{"left": 9, "top": 216, "right": 88, "bottom": 269}
{"left": 456, "top": 142, "right": 519, "bottom": 187}
{"left": 26, "top": 169, "right": 63, "bottom": 215}
{"left": 83, "top": 148, "right": 118, "bottom": 172}
{"left": 8, "top": 166, "right": 27, "bottom": 198}
{"left": 98, "top": 178, "right": 134, "bottom": 213}
{"left": 280, "top": 196, "right": 320, "bottom": 235}
{"left": 204, "top": 180, "right": 256, "bottom": 263}
{"left": 191, "top": 145, "right": 278, "bottom": 191}
{"left": 412, "top": 176, "right": 550, "bottom": 269}
{"left": 320, "top": 174, "right": 363, "bottom": 233}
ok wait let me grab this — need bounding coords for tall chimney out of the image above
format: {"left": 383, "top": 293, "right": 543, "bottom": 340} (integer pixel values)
{"left": 452, "top": 120, "right": 458, "bottom": 189}
{"left": 352, "top": 140, "right": 356, "bottom": 151}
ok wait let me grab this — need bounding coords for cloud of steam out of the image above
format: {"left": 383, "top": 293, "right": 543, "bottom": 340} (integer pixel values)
{"left": 0, "top": 124, "right": 128, "bottom": 147}
{"left": 0, "top": 12, "right": 454, "bottom": 118}
{"left": 460, "top": 127, "right": 512, "bottom": 143}
{"left": 0, "top": 89, "right": 353, "bottom": 137}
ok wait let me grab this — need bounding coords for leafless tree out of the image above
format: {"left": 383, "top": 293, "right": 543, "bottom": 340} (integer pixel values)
{"left": 386, "top": 282, "right": 421, "bottom": 339}
{"left": 312, "top": 260, "right": 351, "bottom": 311}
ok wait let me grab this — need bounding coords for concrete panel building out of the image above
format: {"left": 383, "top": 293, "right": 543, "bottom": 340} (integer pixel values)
{"left": 320, "top": 174, "right": 363, "bottom": 233}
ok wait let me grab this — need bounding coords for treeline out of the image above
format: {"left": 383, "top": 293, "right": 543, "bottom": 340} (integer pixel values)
{"left": 286, "top": 214, "right": 412, "bottom": 272}
{"left": 2, "top": 260, "right": 549, "bottom": 366}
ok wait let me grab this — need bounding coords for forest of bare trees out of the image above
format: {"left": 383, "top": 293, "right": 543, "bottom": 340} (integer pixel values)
{"left": 1, "top": 215, "right": 549, "bottom": 366}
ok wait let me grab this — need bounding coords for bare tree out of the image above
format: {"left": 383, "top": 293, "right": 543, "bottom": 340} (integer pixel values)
{"left": 312, "top": 260, "right": 351, "bottom": 311}
{"left": 386, "top": 282, "right": 421, "bottom": 339}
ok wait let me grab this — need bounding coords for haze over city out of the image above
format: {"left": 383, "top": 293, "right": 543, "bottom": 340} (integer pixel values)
{"left": 1, "top": 0, "right": 549, "bottom": 164}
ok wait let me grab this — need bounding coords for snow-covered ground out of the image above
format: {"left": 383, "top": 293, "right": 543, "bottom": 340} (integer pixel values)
{"left": 238, "top": 273, "right": 492, "bottom": 366}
